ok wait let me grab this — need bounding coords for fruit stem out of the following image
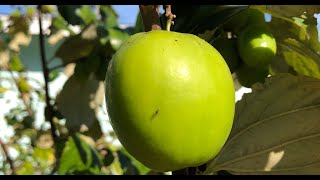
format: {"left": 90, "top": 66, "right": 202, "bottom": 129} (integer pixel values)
{"left": 165, "top": 5, "right": 176, "bottom": 31}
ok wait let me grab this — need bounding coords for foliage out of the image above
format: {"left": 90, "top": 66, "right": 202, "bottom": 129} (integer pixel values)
{"left": 0, "top": 5, "right": 320, "bottom": 175}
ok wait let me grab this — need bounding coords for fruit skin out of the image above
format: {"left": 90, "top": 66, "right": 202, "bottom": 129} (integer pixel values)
{"left": 105, "top": 30, "right": 235, "bottom": 172}
{"left": 237, "top": 24, "right": 277, "bottom": 68}
{"left": 212, "top": 37, "right": 241, "bottom": 73}
{"left": 236, "top": 63, "right": 269, "bottom": 88}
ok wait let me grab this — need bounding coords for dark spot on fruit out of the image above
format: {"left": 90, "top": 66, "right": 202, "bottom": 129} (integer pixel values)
{"left": 151, "top": 109, "right": 159, "bottom": 120}
{"left": 175, "top": 39, "right": 178, "bottom": 42}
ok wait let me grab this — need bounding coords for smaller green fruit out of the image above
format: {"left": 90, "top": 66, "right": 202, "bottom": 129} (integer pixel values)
{"left": 212, "top": 37, "right": 240, "bottom": 73}
{"left": 237, "top": 24, "right": 277, "bottom": 67}
{"left": 236, "top": 63, "right": 269, "bottom": 88}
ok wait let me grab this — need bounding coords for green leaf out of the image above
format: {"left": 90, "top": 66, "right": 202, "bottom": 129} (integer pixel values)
{"left": 0, "top": 19, "right": 3, "bottom": 30}
{"left": 49, "top": 15, "right": 73, "bottom": 35}
{"left": 306, "top": 25, "right": 320, "bottom": 52}
{"left": 11, "top": 9, "right": 22, "bottom": 17}
{"left": 119, "top": 148, "right": 150, "bottom": 175}
{"left": 269, "top": 55, "right": 294, "bottom": 75}
{"left": 55, "top": 23, "right": 98, "bottom": 63}
{"left": 40, "top": 5, "right": 56, "bottom": 14}
{"left": 25, "top": 6, "right": 36, "bottom": 18}
{"left": 33, "top": 147, "right": 55, "bottom": 165}
{"left": 134, "top": 12, "right": 144, "bottom": 33}
{"left": 57, "top": 5, "right": 83, "bottom": 25}
{"left": 276, "top": 38, "right": 320, "bottom": 79}
{"left": 0, "top": 87, "right": 8, "bottom": 93}
{"left": 74, "top": 52, "right": 100, "bottom": 81}
{"left": 160, "top": 5, "right": 249, "bottom": 35}
{"left": 76, "top": 5, "right": 96, "bottom": 25}
{"left": 116, "top": 150, "right": 139, "bottom": 175}
{"left": 49, "top": 70, "right": 60, "bottom": 82}
{"left": 265, "top": 5, "right": 320, "bottom": 20}
{"left": 94, "top": 58, "right": 109, "bottom": 81}
{"left": 8, "top": 15, "right": 29, "bottom": 36}
{"left": 17, "top": 161, "right": 35, "bottom": 175}
{"left": 9, "top": 54, "right": 24, "bottom": 72}
{"left": 58, "top": 133, "right": 103, "bottom": 175}
{"left": 17, "top": 77, "right": 30, "bottom": 93}
{"left": 203, "top": 74, "right": 320, "bottom": 175}
{"left": 103, "top": 149, "right": 115, "bottom": 167}
{"left": 99, "top": 5, "right": 118, "bottom": 28}
{"left": 56, "top": 75, "right": 104, "bottom": 132}
{"left": 108, "top": 27, "right": 130, "bottom": 51}
{"left": 268, "top": 15, "right": 320, "bottom": 79}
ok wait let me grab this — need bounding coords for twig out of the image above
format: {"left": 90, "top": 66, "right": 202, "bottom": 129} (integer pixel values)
{"left": 0, "top": 138, "right": 16, "bottom": 175}
{"left": 7, "top": 68, "right": 33, "bottom": 117}
{"left": 139, "top": 5, "right": 161, "bottom": 31}
{"left": 39, "top": 6, "right": 60, "bottom": 173}
{"left": 38, "top": 6, "right": 58, "bottom": 140}
{"left": 164, "top": 5, "right": 176, "bottom": 31}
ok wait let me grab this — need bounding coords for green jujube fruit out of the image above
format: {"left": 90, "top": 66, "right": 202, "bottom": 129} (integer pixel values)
{"left": 105, "top": 30, "right": 235, "bottom": 172}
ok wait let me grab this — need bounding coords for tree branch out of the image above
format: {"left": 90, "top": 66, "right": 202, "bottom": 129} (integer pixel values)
{"left": 139, "top": 5, "right": 161, "bottom": 32}
{"left": 38, "top": 6, "right": 60, "bottom": 173}
{"left": 0, "top": 138, "right": 16, "bottom": 175}
{"left": 38, "top": 6, "right": 60, "bottom": 170}
{"left": 164, "top": 5, "right": 176, "bottom": 31}
{"left": 38, "top": 6, "right": 58, "bottom": 140}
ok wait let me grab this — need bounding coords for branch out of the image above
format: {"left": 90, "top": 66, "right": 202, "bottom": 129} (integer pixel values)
{"left": 38, "top": 6, "right": 61, "bottom": 173}
{"left": 38, "top": 6, "right": 60, "bottom": 168}
{"left": 164, "top": 5, "right": 176, "bottom": 31}
{"left": 139, "top": 5, "right": 161, "bottom": 32}
{"left": 0, "top": 138, "right": 16, "bottom": 175}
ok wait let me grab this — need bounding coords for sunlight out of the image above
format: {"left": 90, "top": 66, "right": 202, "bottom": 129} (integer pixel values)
{"left": 264, "top": 150, "right": 285, "bottom": 171}
{"left": 261, "top": 41, "right": 268, "bottom": 47}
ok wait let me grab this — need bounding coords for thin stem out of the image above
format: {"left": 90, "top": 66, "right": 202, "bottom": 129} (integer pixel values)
{"left": 139, "top": 5, "right": 161, "bottom": 31}
{"left": 38, "top": 6, "right": 56, "bottom": 138}
{"left": 0, "top": 138, "right": 16, "bottom": 175}
{"left": 38, "top": 7, "right": 59, "bottom": 172}
{"left": 38, "top": 6, "right": 57, "bottom": 139}
{"left": 7, "top": 68, "right": 33, "bottom": 117}
{"left": 165, "top": 5, "right": 176, "bottom": 31}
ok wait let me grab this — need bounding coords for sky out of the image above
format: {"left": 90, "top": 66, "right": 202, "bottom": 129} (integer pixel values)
{"left": 0, "top": 5, "right": 140, "bottom": 26}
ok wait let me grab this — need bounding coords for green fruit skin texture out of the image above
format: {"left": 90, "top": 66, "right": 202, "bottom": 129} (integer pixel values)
{"left": 212, "top": 38, "right": 241, "bottom": 73}
{"left": 105, "top": 30, "right": 235, "bottom": 172}
{"left": 237, "top": 24, "right": 277, "bottom": 68}
{"left": 236, "top": 63, "right": 269, "bottom": 88}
